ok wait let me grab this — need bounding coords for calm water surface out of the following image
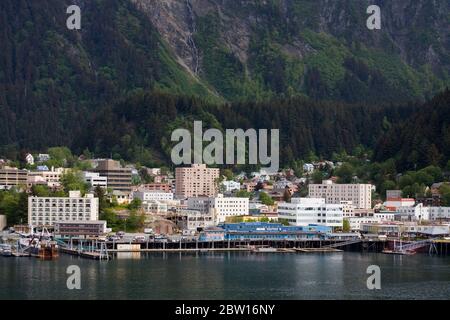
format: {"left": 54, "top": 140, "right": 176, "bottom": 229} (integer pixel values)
{"left": 1, "top": 252, "right": 449, "bottom": 300}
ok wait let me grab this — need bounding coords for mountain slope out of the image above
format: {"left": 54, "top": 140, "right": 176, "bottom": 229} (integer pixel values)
{"left": 0, "top": 0, "right": 219, "bottom": 150}
{"left": 134, "top": 0, "right": 449, "bottom": 102}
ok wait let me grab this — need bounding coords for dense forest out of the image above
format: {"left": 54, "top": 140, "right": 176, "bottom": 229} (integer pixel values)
{"left": 3, "top": 88, "right": 450, "bottom": 174}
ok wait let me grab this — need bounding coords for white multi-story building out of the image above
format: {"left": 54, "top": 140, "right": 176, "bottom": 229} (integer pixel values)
{"left": 308, "top": 180, "right": 373, "bottom": 209}
{"left": 428, "top": 207, "right": 450, "bottom": 221}
{"left": 374, "top": 212, "right": 395, "bottom": 222}
{"left": 174, "top": 209, "right": 215, "bottom": 231}
{"left": 141, "top": 200, "right": 168, "bottom": 214}
{"left": 221, "top": 180, "right": 241, "bottom": 192}
{"left": 397, "top": 204, "right": 430, "bottom": 221}
{"left": 83, "top": 172, "right": 108, "bottom": 189}
{"left": 278, "top": 198, "right": 343, "bottom": 228}
{"left": 212, "top": 195, "right": 249, "bottom": 223}
{"left": 397, "top": 204, "right": 450, "bottom": 221}
{"left": 28, "top": 191, "right": 99, "bottom": 227}
{"left": 346, "top": 217, "right": 381, "bottom": 231}
{"left": 28, "top": 167, "right": 65, "bottom": 188}
{"left": 187, "top": 194, "right": 249, "bottom": 224}
{"left": 133, "top": 190, "right": 174, "bottom": 202}
{"left": 341, "top": 201, "right": 355, "bottom": 218}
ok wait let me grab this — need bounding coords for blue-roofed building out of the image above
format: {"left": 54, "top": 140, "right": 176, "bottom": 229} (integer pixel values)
{"left": 199, "top": 222, "right": 332, "bottom": 241}
{"left": 36, "top": 165, "right": 49, "bottom": 171}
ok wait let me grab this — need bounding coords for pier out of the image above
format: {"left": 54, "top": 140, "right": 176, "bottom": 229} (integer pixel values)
{"left": 55, "top": 238, "right": 388, "bottom": 259}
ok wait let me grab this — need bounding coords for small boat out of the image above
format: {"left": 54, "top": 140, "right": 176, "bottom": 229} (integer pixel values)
{"left": 251, "top": 247, "right": 278, "bottom": 253}
{"left": 382, "top": 249, "right": 416, "bottom": 256}
{"left": 0, "top": 244, "right": 12, "bottom": 257}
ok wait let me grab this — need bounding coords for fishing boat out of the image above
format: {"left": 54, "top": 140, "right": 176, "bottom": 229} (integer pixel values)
{"left": 0, "top": 244, "right": 12, "bottom": 257}
{"left": 22, "top": 227, "right": 59, "bottom": 260}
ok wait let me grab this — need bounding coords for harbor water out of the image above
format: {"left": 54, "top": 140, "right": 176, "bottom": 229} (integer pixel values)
{"left": 1, "top": 252, "right": 449, "bottom": 300}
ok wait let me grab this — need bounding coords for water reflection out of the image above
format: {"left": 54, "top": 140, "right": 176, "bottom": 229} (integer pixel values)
{"left": 0, "top": 252, "right": 449, "bottom": 300}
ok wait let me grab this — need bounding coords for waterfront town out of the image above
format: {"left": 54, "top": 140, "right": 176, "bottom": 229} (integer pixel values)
{"left": 1, "top": 151, "right": 450, "bottom": 259}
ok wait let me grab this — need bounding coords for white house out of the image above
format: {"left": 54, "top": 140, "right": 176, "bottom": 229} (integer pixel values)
{"left": 303, "top": 163, "right": 314, "bottom": 173}
{"left": 221, "top": 180, "right": 241, "bottom": 192}
{"left": 37, "top": 154, "right": 51, "bottom": 162}
{"left": 25, "top": 153, "right": 34, "bottom": 165}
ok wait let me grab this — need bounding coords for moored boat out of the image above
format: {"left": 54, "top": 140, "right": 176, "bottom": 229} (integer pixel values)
{"left": 0, "top": 244, "right": 12, "bottom": 257}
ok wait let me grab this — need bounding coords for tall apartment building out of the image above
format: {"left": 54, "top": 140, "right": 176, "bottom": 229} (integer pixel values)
{"left": 308, "top": 180, "right": 372, "bottom": 209}
{"left": 175, "top": 164, "right": 219, "bottom": 198}
{"left": 92, "top": 159, "right": 132, "bottom": 192}
{"left": 0, "top": 167, "right": 28, "bottom": 190}
{"left": 28, "top": 191, "right": 99, "bottom": 227}
{"left": 187, "top": 194, "right": 249, "bottom": 224}
{"left": 278, "top": 198, "right": 343, "bottom": 228}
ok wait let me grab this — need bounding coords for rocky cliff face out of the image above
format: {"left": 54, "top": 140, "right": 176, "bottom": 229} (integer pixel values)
{"left": 133, "top": 0, "right": 449, "bottom": 102}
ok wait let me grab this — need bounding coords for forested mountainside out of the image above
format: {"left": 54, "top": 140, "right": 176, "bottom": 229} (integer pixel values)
{"left": 0, "top": 0, "right": 448, "bottom": 171}
{"left": 135, "top": 0, "right": 449, "bottom": 102}
{"left": 374, "top": 89, "right": 450, "bottom": 170}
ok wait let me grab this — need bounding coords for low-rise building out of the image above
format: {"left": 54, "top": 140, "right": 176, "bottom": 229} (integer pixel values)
{"left": 139, "top": 183, "right": 172, "bottom": 193}
{"left": 54, "top": 220, "right": 109, "bottom": 239}
{"left": 28, "top": 167, "right": 64, "bottom": 188}
{"left": 188, "top": 194, "right": 249, "bottom": 224}
{"left": 303, "top": 163, "right": 314, "bottom": 173}
{"left": 384, "top": 197, "right": 415, "bottom": 211}
{"left": 109, "top": 190, "right": 132, "bottom": 205}
{"left": 397, "top": 204, "right": 430, "bottom": 221}
{"left": 428, "top": 207, "right": 450, "bottom": 221}
{"left": 374, "top": 212, "right": 395, "bottom": 222}
{"left": 199, "top": 222, "right": 331, "bottom": 241}
{"left": 37, "top": 154, "right": 51, "bottom": 162}
{"left": 133, "top": 190, "right": 173, "bottom": 202}
{"left": 83, "top": 172, "right": 108, "bottom": 189}
{"left": 360, "top": 223, "right": 401, "bottom": 236}
{"left": 141, "top": 200, "right": 168, "bottom": 214}
{"left": 170, "top": 209, "right": 214, "bottom": 231}
{"left": 0, "top": 167, "right": 28, "bottom": 190}
{"left": 346, "top": 217, "right": 381, "bottom": 231}
{"left": 278, "top": 198, "right": 343, "bottom": 228}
